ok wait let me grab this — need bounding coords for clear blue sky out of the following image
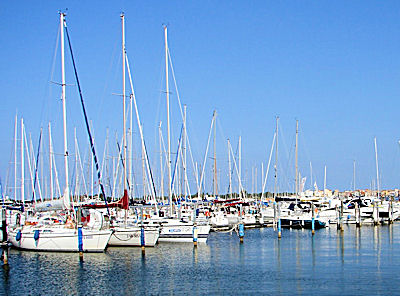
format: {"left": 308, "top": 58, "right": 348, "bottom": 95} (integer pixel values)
{"left": 2, "top": 1, "right": 400, "bottom": 197}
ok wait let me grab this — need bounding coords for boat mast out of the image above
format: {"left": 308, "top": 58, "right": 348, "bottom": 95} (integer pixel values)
{"left": 141, "top": 124, "right": 146, "bottom": 201}
{"left": 164, "top": 26, "right": 173, "bottom": 216}
{"left": 274, "top": 116, "right": 279, "bottom": 201}
{"left": 353, "top": 160, "right": 356, "bottom": 192}
{"left": 374, "top": 137, "right": 380, "bottom": 200}
{"left": 213, "top": 111, "right": 218, "bottom": 198}
{"left": 295, "top": 120, "right": 298, "bottom": 201}
{"left": 21, "top": 118, "right": 24, "bottom": 206}
{"left": 228, "top": 139, "right": 232, "bottom": 199}
{"left": 183, "top": 105, "right": 188, "bottom": 200}
{"left": 310, "top": 162, "right": 313, "bottom": 193}
{"left": 255, "top": 167, "right": 257, "bottom": 200}
{"left": 129, "top": 93, "right": 133, "bottom": 199}
{"left": 323, "top": 165, "right": 327, "bottom": 197}
{"left": 74, "top": 128, "right": 79, "bottom": 202}
{"left": 121, "top": 13, "right": 127, "bottom": 195}
{"left": 261, "top": 162, "right": 264, "bottom": 200}
{"left": 60, "top": 13, "right": 70, "bottom": 206}
{"left": 48, "top": 122, "right": 54, "bottom": 200}
{"left": 239, "top": 135, "right": 242, "bottom": 196}
{"left": 14, "top": 114, "right": 17, "bottom": 201}
{"left": 159, "top": 121, "right": 164, "bottom": 203}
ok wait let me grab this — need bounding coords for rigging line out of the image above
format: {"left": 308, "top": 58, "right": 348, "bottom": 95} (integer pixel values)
{"left": 143, "top": 140, "right": 158, "bottom": 199}
{"left": 171, "top": 125, "right": 184, "bottom": 191}
{"left": 168, "top": 48, "right": 184, "bottom": 119}
{"left": 0, "top": 177, "right": 3, "bottom": 204}
{"left": 279, "top": 123, "right": 294, "bottom": 192}
{"left": 64, "top": 23, "right": 110, "bottom": 215}
{"left": 261, "top": 132, "right": 276, "bottom": 200}
{"left": 227, "top": 140, "right": 245, "bottom": 199}
{"left": 125, "top": 54, "right": 157, "bottom": 208}
{"left": 277, "top": 122, "right": 290, "bottom": 192}
{"left": 31, "top": 128, "right": 43, "bottom": 202}
{"left": 45, "top": 24, "right": 60, "bottom": 126}
{"left": 116, "top": 141, "right": 131, "bottom": 192}
{"left": 76, "top": 134, "right": 89, "bottom": 198}
{"left": 4, "top": 120, "right": 15, "bottom": 199}
{"left": 95, "top": 35, "right": 120, "bottom": 126}
{"left": 177, "top": 139, "right": 192, "bottom": 198}
{"left": 111, "top": 132, "right": 123, "bottom": 199}
{"left": 168, "top": 49, "right": 203, "bottom": 189}
{"left": 198, "top": 112, "right": 216, "bottom": 197}
{"left": 153, "top": 39, "right": 166, "bottom": 141}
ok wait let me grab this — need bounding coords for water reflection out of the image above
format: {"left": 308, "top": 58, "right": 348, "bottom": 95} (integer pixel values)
{"left": 311, "top": 236, "right": 315, "bottom": 268}
{"left": 1, "top": 264, "right": 10, "bottom": 296}
{"left": 388, "top": 223, "right": 393, "bottom": 246}
{"left": 337, "top": 229, "right": 344, "bottom": 264}
{"left": 2, "top": 225, "right": 400, "bottom": 295}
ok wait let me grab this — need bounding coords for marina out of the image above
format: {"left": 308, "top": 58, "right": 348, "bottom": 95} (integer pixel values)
{"left": 2, "top": 224, "right": 400, "bottom": 295}
{"left": 2, "top": 2, "right": 400, "bottom": 295}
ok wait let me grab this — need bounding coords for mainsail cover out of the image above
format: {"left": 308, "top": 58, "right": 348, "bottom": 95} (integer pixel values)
{"left": 81, "top": 190, "right": 129, "bottom": 210}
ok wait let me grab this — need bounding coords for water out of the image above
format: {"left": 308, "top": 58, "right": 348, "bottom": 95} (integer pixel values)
{"left": 1, "top": 224, "right": 400, "bottom": 295}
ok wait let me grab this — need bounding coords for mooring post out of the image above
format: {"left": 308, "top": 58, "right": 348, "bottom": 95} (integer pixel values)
{"left": 1, "top": 208, "right": 9, "bottom": 265}
{"left": 277, "top": 202, "right": 281, "bottom": 239}
{"left": 140, "top": 207, "right": 145, "bottom": 253}
{"left": 373, "top": 201, "right": 379, "bottom": 226}
{"left": 193, "top": 204, "right": 198, "bottom": 247}
{"left": 389, "top": 198, "right": 394, "bottom": 224}
{"left": 355, "top": 202, "right": 361, "bottom": 227}
{"left": 340, "top": 199, "right": 344, "bottom": 231}
{"left": 311, "top": 203, "right": 315, "bottom": 236}
{"left": 78, "top": 224, "right": 83, "bottom": 261}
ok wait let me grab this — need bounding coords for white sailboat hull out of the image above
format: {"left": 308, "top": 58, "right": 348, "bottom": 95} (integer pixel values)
{"left": 9, "top": 227, "right": 112, "bottom": 252}
{"left": 158, "top": 224, "right": 210, "bottom": 243}
{"left": 108, "top": 227, "right": 159, "bottom": 247}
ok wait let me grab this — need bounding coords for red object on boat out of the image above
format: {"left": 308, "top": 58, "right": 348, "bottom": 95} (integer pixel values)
{"left": 213, "top": 198, "right": 240, "bottom": 204}
{"left": 82, "top": 189, "right": 129, "bottom": 210}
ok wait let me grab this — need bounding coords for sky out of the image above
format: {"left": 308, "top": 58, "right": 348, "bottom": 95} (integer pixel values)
{"left": 2, "top": 1, "right": 400, "bottom": 198}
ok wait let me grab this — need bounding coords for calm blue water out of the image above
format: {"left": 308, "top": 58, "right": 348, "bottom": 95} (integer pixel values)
{"left": 1, "top": 224, "right": 400, "bottom": 295}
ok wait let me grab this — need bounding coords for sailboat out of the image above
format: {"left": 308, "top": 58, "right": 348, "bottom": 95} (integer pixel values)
{"left": 106, "top": 13, "right": 159, "bottom": 247}
{"left": 154, "top": 25, "right": 210, "bottom": 243}
{"left": 8, "top": 12, "right": 112, "bottom": 252}
{"left": 278, "top": 120, "right": 326, "bottom": 229}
